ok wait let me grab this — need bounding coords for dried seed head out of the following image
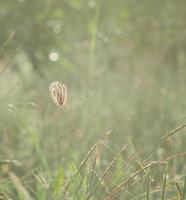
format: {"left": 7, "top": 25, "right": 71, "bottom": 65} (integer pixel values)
{"left": 49, "top": 81, "right": 67, "bottom": 107}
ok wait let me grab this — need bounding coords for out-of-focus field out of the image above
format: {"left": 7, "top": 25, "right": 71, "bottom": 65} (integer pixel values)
{"left": 0, "top": 1, "right": 186, "bottom": 199}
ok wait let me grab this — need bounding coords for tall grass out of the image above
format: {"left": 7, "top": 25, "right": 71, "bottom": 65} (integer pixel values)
{"left": 0, "top": 2, "right": 186, "bottom": 199}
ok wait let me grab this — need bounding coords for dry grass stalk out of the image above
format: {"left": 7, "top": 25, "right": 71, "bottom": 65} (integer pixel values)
{"left": 101, "top": 144, "right": 127, "bottom": 181}
{"left": 105, "top": 161, "right": 161, "bottom": 200}
{"left": 62, "top": 142, "right": 98, "bottom": 199}
{"left": 8, "top": 172, "right": 33, "bottom": 200}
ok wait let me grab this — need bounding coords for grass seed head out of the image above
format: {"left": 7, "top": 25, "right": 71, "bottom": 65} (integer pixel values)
{"left": 49, "top": 81, "right": 67, "bottom": 107}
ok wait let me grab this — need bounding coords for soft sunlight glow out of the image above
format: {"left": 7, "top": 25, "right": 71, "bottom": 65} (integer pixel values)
{"left": 48, "top": 51, "right": 59, "bottom": 62}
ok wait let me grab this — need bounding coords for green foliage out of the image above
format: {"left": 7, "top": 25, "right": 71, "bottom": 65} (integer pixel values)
{"left": 0, "top": 0, "right": 186, "bottom": 199}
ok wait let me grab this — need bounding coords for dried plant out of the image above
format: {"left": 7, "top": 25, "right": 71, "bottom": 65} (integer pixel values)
{"left": 49, "top": 81, "right": 67, "bottom": 108}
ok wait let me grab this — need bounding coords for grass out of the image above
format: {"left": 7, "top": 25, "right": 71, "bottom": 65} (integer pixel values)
{"left": 0, "top": 67, "right": 186, "bottom": 199}
{"left": 0, "top": 111, "right": 185, "bottom": 200}
{"left": 0, "top": 2, "right": 186, "bottom": 199}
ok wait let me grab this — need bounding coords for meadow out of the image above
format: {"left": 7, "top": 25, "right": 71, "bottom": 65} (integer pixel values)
{"left": 0, "top": 0, "right": 186, "bottom": 199}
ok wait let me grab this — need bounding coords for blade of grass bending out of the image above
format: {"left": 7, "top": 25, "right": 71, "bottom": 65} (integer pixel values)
{"left": 146, "top": 175, "right": 150, "bottom": 200}
{"left": 76, "top": 142, "right": 98, "bottom": 178}
{"left": 9, "top": 172, "right": 33, "bottom": 200}
{"left": 0, "top": 31, "right": 15, "bottom": 58}
{"left": 182, "top": 175, "right": 186, "bottom": 200}
{"left": 86, "top": 152, "right": 97, "bottom": 200}
{"left": 129, "top": 138, "right": 154, "bottom": 182}
{"left": 144, "top": 124, "right": 186, "bottom": 161}
{"left": 88, "top": 144, "right": 127, "bottom": 198}
{"left": 105, "top": 161, "right": 160, "bottom": 200}
{"left": 71, "top": 164, "right": 80, "bottom": 200}
{"left": 61, "top": 142, "right": 98, "bottom": 200}
{"left": 101, "top": 144, "right": 127, "bottom": 181}
{"left": 120, "top": 175, "right": 152, "bottom": 200}
{"left": 161, "top": 169, "right": 167, "bottom": 200}
{"left": 165, "top": 152, "right": 186, "bottom": 161}
{"left": 88, "top": 150, "right": 97, "bottom": 192}
{"left": 175, "top": 182, "right": 182, "bottom": 199}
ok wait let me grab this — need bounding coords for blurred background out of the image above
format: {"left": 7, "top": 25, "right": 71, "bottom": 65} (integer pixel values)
{"left": 0, "top": 0, "right": 186, "bottom": 199}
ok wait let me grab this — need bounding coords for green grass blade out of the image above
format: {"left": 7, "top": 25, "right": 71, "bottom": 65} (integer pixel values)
{"left": 161, "top": 169, "right": 167, "bottom": 200}
{"left": 146, "top": 175, "right": 150, "bottom": 200}
{"left": 182, "top": 175, "right": 186, "bottom": 200}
